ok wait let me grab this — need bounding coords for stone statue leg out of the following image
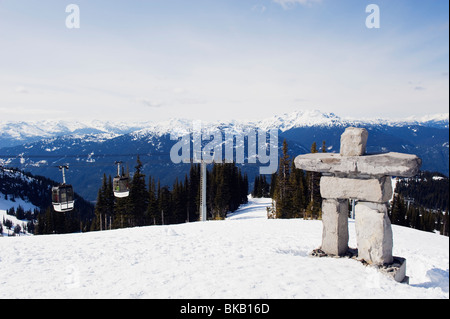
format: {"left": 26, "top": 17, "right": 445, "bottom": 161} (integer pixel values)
{"left": 355, "top": 202, "right": 393, "bottom": 265}
{"left": 321, "top": 199, "right": 349, "bottom": 256}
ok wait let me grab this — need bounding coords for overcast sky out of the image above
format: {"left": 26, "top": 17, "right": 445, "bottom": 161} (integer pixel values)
{"left": 0, "top": 0, "right": 448, "bottom": 123}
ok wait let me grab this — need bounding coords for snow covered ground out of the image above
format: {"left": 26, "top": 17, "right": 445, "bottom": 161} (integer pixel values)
{"left": 0, "top": 197, "right": 448, "bottom": 299}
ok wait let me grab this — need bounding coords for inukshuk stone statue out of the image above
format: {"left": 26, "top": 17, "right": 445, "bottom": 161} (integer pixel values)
{"left": 295, "top": 127, "right": 422, "bottom": 282}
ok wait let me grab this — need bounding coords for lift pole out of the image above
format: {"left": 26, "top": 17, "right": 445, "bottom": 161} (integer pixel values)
{"left": 59, "top": 165, "right": 69, "bottom": 185}
{"left": 115, "top": 161, "right": 122, "bottom": 177}
{"left": 200, "top": 160, "right": 207, "bottom": 222}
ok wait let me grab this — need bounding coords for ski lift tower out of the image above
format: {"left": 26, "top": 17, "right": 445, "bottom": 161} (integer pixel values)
{"left": 193, "top": 120, "right": 209, "bottom": 222}
{"left": 194, "top": 145, "right": 207, "bottom": 222}
{"left": 200, "top": 159, "right": 207, "bottom": 222}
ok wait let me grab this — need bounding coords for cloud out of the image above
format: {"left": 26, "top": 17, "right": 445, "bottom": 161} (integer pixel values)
{"left": 172, "top": 87, "right": 187, "bottom": 95}
{"left": 0, "top": 106, "right": 65, "bottom": 116}
{"left": 252, "top": 5, "right": 267, "bottom": 13}
{"left": 135, "top": 98, "right": 163, "bottom": 108}
{"left": 15, "top": 86, "right": 29, "bottom": 94}
{"left": 272, "top": 0, "right": 321, "bottom": 9}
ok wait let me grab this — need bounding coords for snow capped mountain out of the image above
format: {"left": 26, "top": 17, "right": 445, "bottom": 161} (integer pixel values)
{"left": 0, "top": 120, "right": 150, "bottom": 148}
{"left": 129, "top": 118, "right": 194, "bottom": 140}
{"left": 1, "top": 110, "right": 448, "bottom": 148}
{"left": 255, "top": 109, "right": 450, "bottom": 131}
{"left": 1, "top": 110, "right": 448, "bottom": 201}
{"left": 256, "top": 109, "right": 344, "bottom": 131}
{"left": 402, "top": 113, "right": 450, "bottom": 128}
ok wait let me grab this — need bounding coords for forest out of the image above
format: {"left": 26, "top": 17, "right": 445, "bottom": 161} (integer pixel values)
{"left": 390, "top": 171, "right": 449, "bottom": 236}
{"left": 91, "top": 156, "right": 249, "bottom": 231}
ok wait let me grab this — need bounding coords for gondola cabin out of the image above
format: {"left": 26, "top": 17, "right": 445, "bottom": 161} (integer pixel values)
{"left": 113, "top": 176, "right": 129, "bottom": 198}
{"left": 52, "top": 184, "right": 75, "bottom": 213}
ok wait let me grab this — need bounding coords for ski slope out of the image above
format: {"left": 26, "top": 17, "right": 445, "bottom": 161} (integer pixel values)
{"left": 0, "top": 197, "right": 448, "bottom": 299}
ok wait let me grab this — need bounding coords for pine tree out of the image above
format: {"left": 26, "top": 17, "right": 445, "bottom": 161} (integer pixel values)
{"left": 442, "top": 211, "right": 449, "bottom": 237}
{"left": 253, "top": 175, "right": 270, "bottom": 198}
{"left": 252, "top": 176, "right": 260, "bottom": 198}
{"left": 305, "top": 142, "right": 321, "bottom": 219}
{"left": 390, "top": 194, "right": 407, "bottom": 226}
{"left": 188, "top": 164, "right": 201, "bottom": 220}
{"left": 273, "top": 139, "right": 291, "bottom": 218}
{"left": 158, "top": 185, "right": 172, "bottom": 225}
{"left": 242, "top": 173, "right": 249, "bottom": 203}
{"left": 172, "top": 178, "right": 187, "bottom": 224}
{"left": 322, "top": 140, "right": 327, "bottom": 153}
{"left": 128, "top": 156, "right": 148, "bottom": 226}
{"left": 146, "top": 176, "right": 159, "bottom": 225}
{"left": 421, "top": 209, "right": 436, "bottom": 233}
{"left": 407, "top": 205, "right": 421, "bottom": 230}
{"left": 269, "top": 172, "right": 277, "bottom": 199}
{"left": 105, "top": 175, "right": 115, "bottom": 229}
{"left": 289, "top": 160, "right": 306, "bottom": 218}
{"left": 94, "top": 174, "right": 108, "bottom": 231}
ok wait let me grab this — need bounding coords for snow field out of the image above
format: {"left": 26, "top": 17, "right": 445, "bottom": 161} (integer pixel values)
{"left": 0, "top": 198, "right": 448, "bottom": 299}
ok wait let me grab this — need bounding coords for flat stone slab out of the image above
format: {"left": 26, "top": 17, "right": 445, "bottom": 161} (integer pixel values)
{"left": 295, "top": 152, "right": 421, "bottom": 178}
{"left": 310, "top": 250, "right": 408, "bottom": 283}
{"left": 320, "top": 176, "right": 392, "bottom": 203}
{"left": 377, "top": 257, "right": 408, "bottom": 283}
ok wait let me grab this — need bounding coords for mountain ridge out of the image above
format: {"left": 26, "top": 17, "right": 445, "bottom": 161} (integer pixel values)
{"left": 1, "top": 110, "right": 448, "bottom": 148}
{"left": 1, "top": 110, "right": 448, "bottom": 201}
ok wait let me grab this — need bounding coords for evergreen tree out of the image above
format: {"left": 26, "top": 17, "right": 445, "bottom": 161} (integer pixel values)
{"left": 421, "top": 209, "right": 436, "bottom": 233}
{"left": 171, "top": 178, "right": 187, "bottom": 224}
{"left": 94, "top": 174, "right": 108, "bottom": 231}
{"left": 322, "top": 140, "right": 327, "bottom": 153}
{"left": 273, "top": 140, "right": 291, "bottom": 218}
{"left": 407, "top": 205, "right": 422, "bottom": 230}
{"left": 390, "top": 194, "right": 407, "bottom": 226}
{"left": 158, "top": 185, "right": 172, "bottom": 225}
{"left": 105, "top": 175, "right": 115, "bottom": 229}
{"left": 242, "top": 173, "right": 249, "bottom": 204}
{"left": 146, "top": 176, "right": 159, "bottom": 225}
{"left": 113, "top": 196, "right": 129, "bottom": 229}
{"left": 269, "top": 172, "right": 277, "bottom": 199}
{"left": 252, "top": 176, "right": 260, "bottom": 198}
{"left": 189, "top": 164, "right": 201, "bottom": 221}
{"left": 305, "top": 142, "right": 321, "bottom": 219}
{"left": 441, "top": 212, "right": 449, "bottom": 237}
{"left": 253, "top": 175, "right": 270, "bottom": 198}
{"left": 289, "top": 160, "right": 307, "bottom": 218}
{"left": 128, "top": 156, "right": 148, "bottom": 226}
